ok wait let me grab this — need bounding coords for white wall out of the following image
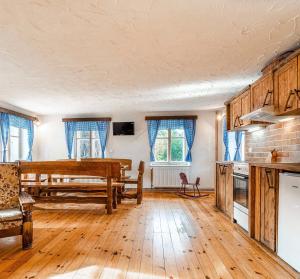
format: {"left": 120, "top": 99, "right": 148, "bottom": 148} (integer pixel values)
{"left": 34, "top": 111, "right": 216, "bottom": 189}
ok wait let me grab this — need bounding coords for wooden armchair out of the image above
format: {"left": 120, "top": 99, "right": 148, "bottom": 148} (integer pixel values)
{"left": 120, "top": 161, "right": 145, "bottom": 204}
{"left": 0, "top": 164, "right": 35, "bottom": 249}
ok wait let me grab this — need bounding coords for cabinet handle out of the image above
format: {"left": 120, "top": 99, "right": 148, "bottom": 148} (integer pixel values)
{"left": 265, "top": 169, "right": 274, "bottom": 189}
{"left": 219, "top": 165, "right": 227, "bottom": 175}
{"left": 238, "top": 116, "right": 243, "bottom": 126}
{"left": 233, "top": 116, "right": 239, "bottom": 128}
{"left": 262, "top": 90, "right": 273, "bottom": 107}
{"left": 284, "top": 89, "right": 300, "bottom": 111}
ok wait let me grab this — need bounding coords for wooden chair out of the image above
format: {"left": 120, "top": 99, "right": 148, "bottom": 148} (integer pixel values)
{"left": 178, "top": 172, "right": 208, "bottom": 198}
{"left": 120, "top": 161, "right": 145, "bottom": 204}
{"left": 0, "top": 163, "right": 35, "bottom": 249}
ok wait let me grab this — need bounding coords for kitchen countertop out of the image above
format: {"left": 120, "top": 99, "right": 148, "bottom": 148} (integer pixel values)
{"left": 249, "top": 162, "right": 300, "bottom": 173}
{"left": 216, "top": 161, "right": 233, "bottom": 165}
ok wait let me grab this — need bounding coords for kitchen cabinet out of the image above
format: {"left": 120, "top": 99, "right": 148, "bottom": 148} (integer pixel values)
{"left": 240, "top": 89, "right": 251, "bottom": 126}
{"left": 251, "top": 72, "right": 274, "bottom": 111}
{"left": 252, "top": 167, "right": 278, "bottom": 252}
{"left": 216, "top": 163, "right": 233, "bottom": 218}
{"left": 230, "top": 97, "right": 241, "bottom": 130}
{"left": 228, "top": 87, "right": 267, "bottom": 130}
{"left": 275, "top": 56, "right": 300, "bottom": 115}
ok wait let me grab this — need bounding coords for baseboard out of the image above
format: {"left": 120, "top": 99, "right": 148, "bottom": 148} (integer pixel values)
{"left": 145, "top": 187, "right": 214, "bottom": 192}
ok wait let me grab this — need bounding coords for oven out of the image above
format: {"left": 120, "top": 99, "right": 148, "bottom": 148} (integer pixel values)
{"left": 233, "top": 173, "right": 248, "bottom": 209}
{"left": 232, "top": 163, "right": 249, "bottom": 232}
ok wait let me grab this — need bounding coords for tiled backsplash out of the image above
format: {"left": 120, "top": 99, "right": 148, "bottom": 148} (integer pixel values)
{"left": 245, "top": 118, "right": 300, "bottom": 163}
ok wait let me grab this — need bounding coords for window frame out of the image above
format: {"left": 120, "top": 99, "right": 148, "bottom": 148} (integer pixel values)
{"left": 152, "top": 128, "right": 189, "bottom": 166}
{"left": 0, "top": 127, "right": 28, "bottom": 162}
{"left": 73, "top": 130, "right": 102, "bottom": 159}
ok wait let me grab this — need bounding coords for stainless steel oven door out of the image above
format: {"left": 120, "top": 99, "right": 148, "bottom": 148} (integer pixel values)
{"left": 233, "top": 173, "right": 249, "bottom": 209}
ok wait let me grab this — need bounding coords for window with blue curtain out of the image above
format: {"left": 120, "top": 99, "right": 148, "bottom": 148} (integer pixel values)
{"left": 222, "top": 116, "right": 245, "bottom": 161}
{"left": 146, "top": 118, "right": 196, "bottom": 163}
{"left": 0, "top": 112, "right": 34, "bottom": 162}
{"left": 64, "top": 120, "right": 110, "bottom": 159}
{"left": 222, "top": 117, "right": 230, "bottom": 161}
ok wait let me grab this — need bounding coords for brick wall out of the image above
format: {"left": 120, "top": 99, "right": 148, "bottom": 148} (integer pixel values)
{"left": 245, "top": 118, "right": 300, "bottom": 163}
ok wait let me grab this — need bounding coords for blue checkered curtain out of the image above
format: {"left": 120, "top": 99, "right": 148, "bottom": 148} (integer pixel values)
{"left": 7, "top": 114, "right": 34, "bottom": 161}
{"left": 96, "top": 121, "right": 110, "bottom": 158}
{"left": 223, "top": 117, "right": 230, "bottom": 161}
{"left": 158, "top": 119, "right": 185, "bottom": 130}
{"left": 183, "top": 119, "right": 196, "bottom": 162}
{"left": 64, "top": 121, "right": 110, "bottom": 159}
{"left": 0, "top": 113, "right": 9, "bottom": 162}
{"left": 146, "top": 118, "right": 197, "bottom": 162}
{"left": 64, "top": 122, "right": 76, "bottom": 159}
{"left": 146, "top": 120, "right": 160, "bottom": 161}
{"left": 234, "top": 131, "right": 243, "bottom": 161}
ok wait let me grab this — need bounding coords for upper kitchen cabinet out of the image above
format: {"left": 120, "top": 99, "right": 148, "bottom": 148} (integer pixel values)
{"left": 230, "top": 96, "right": 242, "bottom": 129}
{"left": 228, "top": 87, "right": 267, "bottom": 130}
{"left": 251, "top": 72, "right": 273, "bottom": 111}
{"left": 240, "top": 89, "right": 251, "bottom": 126}
{"left": 275, "top": 56, "right": 300, "bottom": 115}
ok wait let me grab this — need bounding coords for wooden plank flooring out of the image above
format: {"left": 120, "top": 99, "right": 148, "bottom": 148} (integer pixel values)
{"left": 0, "top": 192, "right": 297, "bottom": 279}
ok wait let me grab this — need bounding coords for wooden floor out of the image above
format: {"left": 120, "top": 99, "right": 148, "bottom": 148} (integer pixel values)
{"left": 0, "top": 192, "right": 297, "bottom": 279}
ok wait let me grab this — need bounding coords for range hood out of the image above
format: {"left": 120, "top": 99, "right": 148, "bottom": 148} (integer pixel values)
{"left": 240, "top": 106, "right": 294, "bottom": 123}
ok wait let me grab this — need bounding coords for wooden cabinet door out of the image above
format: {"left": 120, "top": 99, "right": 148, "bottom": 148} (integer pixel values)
{"left": 231, "top": 97, "right": 241, "bottom": 129}
{"left": 216, "top": 164, "right": 233, "bottom": 218}
{"left": 276, "top": 57, "right": 298, "bottom": 115}
{"left": 251, "top": 73, "right": 273, "bottom": 111}
{"left": 216, "top": 164, "right": 226, "bottom": 212}
{"left": 224, "top": 165, "right": 233, "bottom": 218}
{"left": 260, "top": 168, "right": 278, "bottom": 251}
{"left": 240, "top": 89, "right": 251, "bottom": 126}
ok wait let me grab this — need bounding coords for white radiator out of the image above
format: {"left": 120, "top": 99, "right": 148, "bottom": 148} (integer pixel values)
{"left": 151, "top": 166, "right": 191, "bottom": 188}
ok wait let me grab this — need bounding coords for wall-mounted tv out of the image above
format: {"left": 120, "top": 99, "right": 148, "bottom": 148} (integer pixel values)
{"left": 113, "top": 122, "right": 135, "bottom": 136}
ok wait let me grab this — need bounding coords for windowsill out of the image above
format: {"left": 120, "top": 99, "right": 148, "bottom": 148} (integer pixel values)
{"left": 150, "top": 162, "right": 191, "bottom": 167}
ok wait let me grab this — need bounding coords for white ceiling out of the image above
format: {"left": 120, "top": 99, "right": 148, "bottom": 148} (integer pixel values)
{"left": 0, "top": 0, "right": 300, "bottom": 116}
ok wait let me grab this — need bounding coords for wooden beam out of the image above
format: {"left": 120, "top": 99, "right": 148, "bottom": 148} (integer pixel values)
{"left": 62, "top": 117, "right": 112, "bottom": 122}
{"left": 145, "top": 115, "right": 197, "bottom": 120}
{"left": 0, "top": 107, "right": 38, "bottom": 122}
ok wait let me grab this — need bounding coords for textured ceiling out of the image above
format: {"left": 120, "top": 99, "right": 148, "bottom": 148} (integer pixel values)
{"left": 0, "top": 0, "right": 300, "bottom": 115}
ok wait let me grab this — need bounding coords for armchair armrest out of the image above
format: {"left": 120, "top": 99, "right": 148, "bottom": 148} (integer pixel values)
{"left": 19, "top": 192, "right": 35, "bottom": 207}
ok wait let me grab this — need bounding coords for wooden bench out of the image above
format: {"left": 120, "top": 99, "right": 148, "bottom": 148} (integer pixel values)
{"left": 81, "top": 158, "right": 132, "bottom": 176}
{"left": 82, "top": 159, "right": 144, "bottom": 204}
{"left": 19, "top": 160, "right": 122, "bottom": 214}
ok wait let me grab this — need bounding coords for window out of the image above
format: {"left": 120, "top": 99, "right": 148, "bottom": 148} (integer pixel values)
{"left": 227, "top": 131, "right": 245, "bottom": 161}
{"left": 0, "top": 126, "right": 29, "bottom": 162}
{"left": 74, "top": 131, "right": 102, "bottom": 159}
{"left": 154, "top": 129, "right": 186, "bottom": 163}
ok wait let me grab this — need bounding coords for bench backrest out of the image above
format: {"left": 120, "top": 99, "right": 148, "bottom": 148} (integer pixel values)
{"left": 19, "top": 160, "right": 121, "bottom": 179}
{"left": 81, "top": 158, "right": 132, "bottom": 171}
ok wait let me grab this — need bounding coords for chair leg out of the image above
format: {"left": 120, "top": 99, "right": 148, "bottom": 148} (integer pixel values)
{"left": 137, "top": 183, "right": 143, "bottom": 205}
{"left": 196, "top": 184, "right": 201, "bottom": 197}
{"left": 112, "top": 187, "right": 117, "bottom": 209}
{"left": 117, "top": 187, "right": 122, "bottom": 204}
{"left": 106, "top": 178, "right": 113, "bottom": 214}
{"left": 137, "top": 177, "right": 143, "bottom": 205}
{"left": 22, "top": 210, "right": 33, "bottom": 250}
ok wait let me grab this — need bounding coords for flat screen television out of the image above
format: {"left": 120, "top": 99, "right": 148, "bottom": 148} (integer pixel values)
{"left": 113, "top": 122, "right": 134, "bottom": 135}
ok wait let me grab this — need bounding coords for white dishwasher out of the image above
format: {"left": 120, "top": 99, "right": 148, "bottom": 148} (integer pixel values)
{"left": 278, "top": 172, "right": 300, "bottom": 272}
